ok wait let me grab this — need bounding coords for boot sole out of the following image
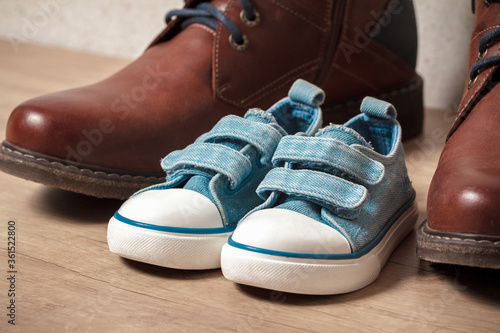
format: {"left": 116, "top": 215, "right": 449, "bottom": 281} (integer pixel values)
{"left": 221, "top": 201, "right": 418, "bottom": 295}
{"left": 416, "top": 220, "right": 500, "bottom": 269}
{"left": 0, "top": 75, "right": 423, "bottom": 199}
{"left": 0, "top": 142, "right": 164, "bottom": 199}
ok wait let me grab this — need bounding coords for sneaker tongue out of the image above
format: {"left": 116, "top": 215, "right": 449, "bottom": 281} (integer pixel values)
{"left": 316, "top": 124, "right": 372, "bottom": 148}
{"left": 184, "top": 109, "right": 286, "bottom": 197}
{"left": 200, "top": 109, "right": 285, "bottom": 151}
{"left": 244, "top": 108, "right": 288, "bottom": 136}
{"left": 277, "top": 124, "right": 371, "bottom": 225}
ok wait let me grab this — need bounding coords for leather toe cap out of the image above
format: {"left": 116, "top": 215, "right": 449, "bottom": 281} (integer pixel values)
{"left": 428, "top": 167, "right": 500, "bottom": 236}
{"left": 6, "top": 88, "right": 113, "bottom": 163}
{"left": 7, "top": 95, "right": 66, "bottom": 156}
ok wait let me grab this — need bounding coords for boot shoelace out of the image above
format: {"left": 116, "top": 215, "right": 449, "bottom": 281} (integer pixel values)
{"left": 165, "top": 0, "right": 259, "bottom": 51}
{"left": 469, "top": 0, "right": 500, "bottom": 88}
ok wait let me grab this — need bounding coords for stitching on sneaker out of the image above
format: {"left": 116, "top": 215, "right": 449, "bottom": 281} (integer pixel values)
{"left": 1, "top": 145, "right": 164, "bottom": 181}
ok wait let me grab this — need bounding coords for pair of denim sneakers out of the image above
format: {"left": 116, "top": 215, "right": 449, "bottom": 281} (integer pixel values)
{"left": 107, "top": 80, "right": 418, "bottom": 295}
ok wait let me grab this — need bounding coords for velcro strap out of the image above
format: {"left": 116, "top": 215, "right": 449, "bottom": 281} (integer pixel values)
{"left": 272, "top": 136, "right": 384, "bottom": 185}
{"left": 257, "top": 168, "right": 367, "bottom": 211}
{"left": 161, "top": 143, "right": 251, "bottom": 188}
{"left": 197, "top": 115, "right": 283, "bottom": 163}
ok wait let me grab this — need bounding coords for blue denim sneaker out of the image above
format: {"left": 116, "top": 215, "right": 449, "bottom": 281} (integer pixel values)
{"left": 221, "top": 97, "right": 418, "bottom": 294}
{"left": 107, "top": 79, "right": 323, "bottom": 269}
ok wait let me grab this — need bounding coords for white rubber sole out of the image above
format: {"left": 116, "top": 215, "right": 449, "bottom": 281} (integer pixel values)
{"left": 221, "top": 201, "right": 418, "bottom": 294}
{"left": 107, "top": 217, "right": 232, "bottom": 270}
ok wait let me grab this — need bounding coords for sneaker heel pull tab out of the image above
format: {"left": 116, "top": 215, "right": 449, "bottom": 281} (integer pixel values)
{"left": 288, "top": 79, "right": 325, "bottom": 107}
{"left": 360, "top": 96, "right": 397, "bottom": 120}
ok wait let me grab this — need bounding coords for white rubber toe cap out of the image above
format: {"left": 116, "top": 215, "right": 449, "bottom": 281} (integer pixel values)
{"left": 117, "top": 188, "right": 223, "bottom": 228}
{"left": 231, "top": 208, "right": 351, "bottom": 255}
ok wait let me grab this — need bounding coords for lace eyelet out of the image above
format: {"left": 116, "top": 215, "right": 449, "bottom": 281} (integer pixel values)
{"left": 477, "top": 48, "right": 488, "bottom": 61}
{"left": 485, "top": 0, "right": 492, "bottom": 7}
{"left": 240, "top": 9, "right": 261, "bottom": 27}
{"left": 468, "top": 75, "right": 478, "bottom": 89}
{"left": 229, "top": 34, "right": 249, "bottom": 51}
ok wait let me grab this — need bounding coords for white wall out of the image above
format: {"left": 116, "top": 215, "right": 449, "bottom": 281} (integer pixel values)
{"left": 0, "top": 0, "right": 474, "bottom": 110}
{"left": 415, "top": 0, "right": 474, "bottom": 110}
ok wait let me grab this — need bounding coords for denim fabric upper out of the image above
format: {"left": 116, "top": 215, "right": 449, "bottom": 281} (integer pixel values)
{"left": 135, "top": 79, "right": 324, "bottom": 226}
{"left": 253, "top": 97, "right": 415, "bottom": 253}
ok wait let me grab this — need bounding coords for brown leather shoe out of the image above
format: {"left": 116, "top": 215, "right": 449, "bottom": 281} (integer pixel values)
{"left": 417, "top": 0, "right": 500, "bottom": 269}
{"left": 0, "top": 0, "right": 423, "bottom": 199}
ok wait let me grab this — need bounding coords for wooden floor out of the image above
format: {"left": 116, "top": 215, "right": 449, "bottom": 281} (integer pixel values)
{"left": 0, "top": 40, "right": 499, "bottom": 332}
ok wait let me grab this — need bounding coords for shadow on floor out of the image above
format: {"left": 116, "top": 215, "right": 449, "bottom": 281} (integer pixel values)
{"left": 418, "top": 261, "right": 500, "bottom": 305}
{"left": 121, "top": 258, "right": 222, "bottom": 281}
{"left": 32, "top": 186, "right": 122, "bottom": 224}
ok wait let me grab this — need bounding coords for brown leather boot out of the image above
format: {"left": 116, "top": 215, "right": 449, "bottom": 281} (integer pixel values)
{"left": 417, "top": 0, "right": 500, "bottom": 269}
{"left": 0, "top": 0, "right": 423, "bottom": 199}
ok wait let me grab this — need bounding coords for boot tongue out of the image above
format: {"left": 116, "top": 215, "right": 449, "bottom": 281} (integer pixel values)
{"left": 316, "top": 124, "right": 372, "bottom": 149}
{"left": 155, "top": 0, "right": 233, "bottom": 45}
{"left": 208, "top": 0, "right": 231, "bottom": 12}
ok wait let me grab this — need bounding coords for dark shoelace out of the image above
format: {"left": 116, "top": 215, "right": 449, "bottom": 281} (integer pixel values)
{"left": 165, "top": 0, "right": 259, "bottom": 50}
{"left": 469, "top": 0, "right": 500, "bottom": 88}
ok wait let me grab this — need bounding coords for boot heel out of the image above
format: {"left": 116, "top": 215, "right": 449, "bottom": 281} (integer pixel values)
{"left": 323, "top": 74, "right": 424, "bottom": 141}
